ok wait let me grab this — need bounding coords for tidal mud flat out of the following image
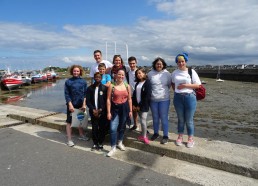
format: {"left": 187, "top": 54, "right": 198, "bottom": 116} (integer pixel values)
{"left": 168, "top": 78, "right": 258, "bottom": 147}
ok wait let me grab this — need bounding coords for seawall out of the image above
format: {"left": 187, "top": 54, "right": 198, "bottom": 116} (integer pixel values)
{"left": 196, "top": 69, "right": 258, "bottom": 82}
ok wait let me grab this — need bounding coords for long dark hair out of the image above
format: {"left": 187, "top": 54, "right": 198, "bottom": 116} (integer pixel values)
{"left": 135, "top": 67, "right": 148, "bottom": 82}
{"left": 151, "top": 57, "right": 167, "bottom": 70}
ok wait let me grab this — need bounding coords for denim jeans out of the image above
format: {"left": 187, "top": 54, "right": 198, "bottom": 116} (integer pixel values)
{"left": 110, "top": 113, "right": 127, "bottom": 147}
{"left": 150, "top": 99, "right": 170, "bottom": 137}
{"left": 173, "top": 93, "right": 197, "bottom": 136}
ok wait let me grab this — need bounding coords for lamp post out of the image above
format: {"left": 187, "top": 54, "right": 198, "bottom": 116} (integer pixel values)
{"left": 105, "top": 41, "right": 108, "bottom": 60}
{"left": 125, "top": 43, "right": 128, "bottom": 61}
{"left": 114, "top": 41, "right": 117, "bottom": 54}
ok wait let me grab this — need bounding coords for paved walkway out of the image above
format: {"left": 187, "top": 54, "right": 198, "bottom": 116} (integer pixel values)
{"left": 0, "top": 104, "right": 257, "bottom": 180}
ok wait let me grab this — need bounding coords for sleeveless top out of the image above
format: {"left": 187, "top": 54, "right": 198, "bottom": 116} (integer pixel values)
{"left": 112, "top": 88, "right": 128, "bottom": 104}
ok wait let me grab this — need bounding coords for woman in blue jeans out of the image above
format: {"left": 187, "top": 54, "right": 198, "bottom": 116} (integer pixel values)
{"left": 106, "top": 69, "right": 132, "bottom": 157}
{"left": 148, "top": 57, "right": 172, "bottom": 144}
{"left": 171, "top": 53, "right": 201, "bottom": 148}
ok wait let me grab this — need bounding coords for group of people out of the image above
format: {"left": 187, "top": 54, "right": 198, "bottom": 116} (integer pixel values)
{"left": 64, "top": 50, "right": 201, "bottom": 157}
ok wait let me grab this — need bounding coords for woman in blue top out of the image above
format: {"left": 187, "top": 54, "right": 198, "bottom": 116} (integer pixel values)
{"left": 64, "top": 65, "right": 89, "bottom": 147}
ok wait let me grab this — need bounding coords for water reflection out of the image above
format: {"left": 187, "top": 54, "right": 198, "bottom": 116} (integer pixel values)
{"left": 0, "top": 79, "right": 67, "bottom": 113}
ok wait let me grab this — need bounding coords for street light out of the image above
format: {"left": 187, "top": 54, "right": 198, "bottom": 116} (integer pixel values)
{"left": 114, "top": 41, "right": 117, "bottom": 54}
{"left": 125, "top": 43, "right": 128, "bottom": 61}
{"left": 105, "top": 41, "right": 108, "bottom": 60}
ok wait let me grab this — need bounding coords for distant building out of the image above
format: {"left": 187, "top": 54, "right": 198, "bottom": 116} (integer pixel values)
{"left": 236, "top": 64, "right": 246, "bottom": 69}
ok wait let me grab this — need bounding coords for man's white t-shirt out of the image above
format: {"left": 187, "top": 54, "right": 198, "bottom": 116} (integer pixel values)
{"left": 89, "top": 60, "right": 113, "bottom": 78}
{"left": 128, "top": 69, "right": 137, "bottom": 94}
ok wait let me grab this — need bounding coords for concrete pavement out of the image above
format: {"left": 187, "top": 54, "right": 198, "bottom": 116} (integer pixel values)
{"left": 0, "top": 104, "right": 257, "bottom": 181}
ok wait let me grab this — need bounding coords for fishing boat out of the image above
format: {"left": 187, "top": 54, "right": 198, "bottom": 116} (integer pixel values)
{"left": 0, "top": 68, "right": 23, "bottom": 90}
{"left": 31, "top": 73, "right": 43, "bottom": 83}
{"left": 46, "top": 69, "right": 57, "bottom": 81}
{"left": 21, "top": 75, "right": 32, "bottom": 85}
{"left": 216, "top": 66, "right": 224, "bottom": 82}
{"left": 41, "top": 73, "right": 48, "bottom": 82}
{"left": 1, "top": 75, "right": 23, "bottom": 90}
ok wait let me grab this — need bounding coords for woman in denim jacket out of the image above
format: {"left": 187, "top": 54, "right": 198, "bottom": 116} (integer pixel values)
{"left": 64, "top": 65, "right": 88, "bottom": 147}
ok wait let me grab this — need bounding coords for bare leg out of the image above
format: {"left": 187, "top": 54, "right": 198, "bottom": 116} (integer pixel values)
{"left": 78, "top": 126, "right": 85, "bottom": 136}
{"left": 66, "top": 123, "right": 72, "bottom": 140}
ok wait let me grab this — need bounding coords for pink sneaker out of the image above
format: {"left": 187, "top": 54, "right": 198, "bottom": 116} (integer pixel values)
{"left": 138, "top": 136, "right": 150, "bottom": 144}
{"left": 137, "top": 136, "right": 144, "bottom": 142}
{"left": 143, "top": 137, "right": 150, "bottom": 144}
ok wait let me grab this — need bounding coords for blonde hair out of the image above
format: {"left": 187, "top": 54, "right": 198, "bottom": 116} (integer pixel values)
{"left": 177, "top": 56, "right": 185, "bottom": 61}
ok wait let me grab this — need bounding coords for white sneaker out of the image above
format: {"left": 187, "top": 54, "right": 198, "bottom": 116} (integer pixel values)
{"left": 117, "top": 142, "right": 126, "bottom": 151}
{"left": 106, "top": 147, "right": 116, "bottom": 157}
{"left": 67, "top": 140, "right": 75, "bottom": 147}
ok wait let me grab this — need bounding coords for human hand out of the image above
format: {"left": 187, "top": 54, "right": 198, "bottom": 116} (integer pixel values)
{"left": 107, "top": 113, "right": 112, "bottom": 120}
{"left": 177, "top": 84, "right": 186, "bottom": 90}
{"left": 129, "top": 111, "right": 132, "bottom": 118}
{"left": 69, "top": 105, "right": 75, "bottom": 112}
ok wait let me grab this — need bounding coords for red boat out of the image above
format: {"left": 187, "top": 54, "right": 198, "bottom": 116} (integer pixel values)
{"left": 1, "top": 75, "right": 23, "bottom": 90}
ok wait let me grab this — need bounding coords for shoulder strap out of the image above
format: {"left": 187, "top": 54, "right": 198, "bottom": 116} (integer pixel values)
{"left": 111, "top": 83, "right": 115, "bottom": 101}
{"left": 188, "top": 67, "right": 193, "bottom": 83}
{"left": 124, "top": 82, "right": 129, "bottom": 94}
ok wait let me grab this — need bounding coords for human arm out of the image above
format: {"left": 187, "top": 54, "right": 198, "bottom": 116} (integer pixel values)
{"left": 177, "top": 83, "right": 200, "bottom": 90}
{"left": 80, "top": 98, "right": 86, "bottom": 112}
{"left": 64, "top": 80, "right": 74, "bottom": 112}
{"left": 177, "top": 69, "right": 201, "bottom": 90}
{"left": 106, "top": 85, "right": 112, "bottom": 120}
{"left": 127, "top": 86, "right": 133, "bottom": 118}
{"left": 81, "top": 80, "right": 87, "bottom": 111}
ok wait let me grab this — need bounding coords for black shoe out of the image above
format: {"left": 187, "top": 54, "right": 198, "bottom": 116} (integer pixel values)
{"left": 91, "top": 144, "right": 98, "bottom": 151}
{"left": 130, "top": 125, "right": 137, "bottom": 131}
{"left": 161, "top": 136, "right": 169, "bottom": 144}
{"left": 98, "top": 144, "right": 104, "bottom": 151}
{"left": 151, "top": 133, "right": 159, "bottom": 141}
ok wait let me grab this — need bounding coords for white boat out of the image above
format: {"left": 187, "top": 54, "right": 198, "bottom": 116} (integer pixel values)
{"left": 201, "top": 80, "right": 207, "bottom": 84}
{"left": 216, "top": 78, "right": 224, "bottom": 82}
{"left": 216, "top": 66, "right": 224, "bottom": 82}
{"left": 21, "top": 75, "right": 32, "bottom": 85}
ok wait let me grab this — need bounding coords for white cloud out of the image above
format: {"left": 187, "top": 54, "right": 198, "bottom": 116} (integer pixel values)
{"left": 1, "top": 0, "right": 258, "bottom": 69}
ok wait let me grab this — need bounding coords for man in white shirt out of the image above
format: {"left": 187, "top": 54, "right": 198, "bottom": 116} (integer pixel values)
{"left": 127, "top": 56, "right": 138, "bottom": 130}
{"left": 89, "top": 50, "right": 113, "bottom": 84}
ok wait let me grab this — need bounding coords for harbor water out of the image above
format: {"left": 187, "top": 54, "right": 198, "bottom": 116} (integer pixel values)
{"left": 0, "top": 78, "right": 257, "bottom": 147}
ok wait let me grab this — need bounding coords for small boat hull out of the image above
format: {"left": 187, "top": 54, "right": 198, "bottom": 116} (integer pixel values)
{"left": 1, "top": 78, "right": 23, "bottom": 90}
{"left": 216, "top": 79, "right": 224, "bottom": 82}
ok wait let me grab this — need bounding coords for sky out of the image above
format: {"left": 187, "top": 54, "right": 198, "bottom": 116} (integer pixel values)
{"left": 0, "top": 0, "right": 258, "bottom": 70}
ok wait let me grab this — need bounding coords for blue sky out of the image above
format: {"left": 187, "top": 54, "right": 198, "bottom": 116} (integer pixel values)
{"left": 0, "top": 0, "right": 258, "bottom": 70}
